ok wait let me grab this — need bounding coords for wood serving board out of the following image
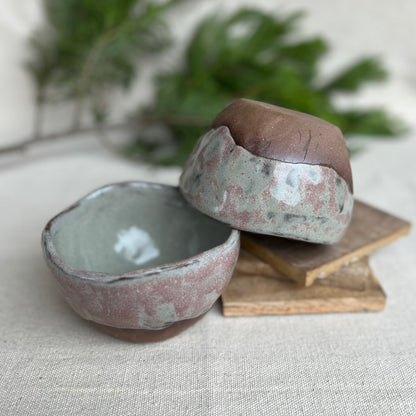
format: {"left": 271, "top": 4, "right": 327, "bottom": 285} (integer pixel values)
{"left": 241, "top": 200, "right": 411, "bottom": 286}
{"left": 222, "top": 252, "right": 386, "bottom": 316}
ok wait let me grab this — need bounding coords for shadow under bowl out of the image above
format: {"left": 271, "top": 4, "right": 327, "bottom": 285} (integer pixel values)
{"left": 42, "top": 181, "right": 240, "bottom": 342}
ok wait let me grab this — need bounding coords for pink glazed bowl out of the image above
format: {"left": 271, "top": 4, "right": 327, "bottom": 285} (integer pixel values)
{"left": 42, "top": 182, "right": 240, "bottom": 342}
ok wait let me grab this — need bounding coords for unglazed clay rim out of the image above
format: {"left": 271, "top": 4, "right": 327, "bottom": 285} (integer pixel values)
{"left": 42, "top": 181, "right": 240, "bottom": 284}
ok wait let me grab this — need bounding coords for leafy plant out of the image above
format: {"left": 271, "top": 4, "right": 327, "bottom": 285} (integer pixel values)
{"left": 25, "top": 0, "right": 183, "bottom": 135}
{"left": 17, "top": 4, "right": 405, "bottom": 163}
{"left": 130, "top": 9, "right": 405, "bottom": 165}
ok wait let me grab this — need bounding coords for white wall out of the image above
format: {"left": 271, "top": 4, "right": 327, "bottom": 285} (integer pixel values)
{"left": 1, "top": 0, "right": 415, "bottom": 146}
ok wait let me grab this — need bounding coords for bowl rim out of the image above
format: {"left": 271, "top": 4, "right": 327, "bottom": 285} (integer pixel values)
{"left": 42, "top": 181, "right": 240, "bottom": 284}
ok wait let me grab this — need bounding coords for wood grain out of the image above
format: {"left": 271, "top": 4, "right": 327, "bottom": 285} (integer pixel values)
{"left": 241, "top": 200, "right": 411, "bottom": 286}
{"left": 222, "top": 257, "right": 386, "bottom": 316}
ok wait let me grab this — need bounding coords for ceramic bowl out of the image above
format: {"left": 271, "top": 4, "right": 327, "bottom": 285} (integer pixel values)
{"left": 42, "top": 182, "right": 240, "bottom": 342}
{"left": 179, "top": 99, "right": 354, "bottom": 244}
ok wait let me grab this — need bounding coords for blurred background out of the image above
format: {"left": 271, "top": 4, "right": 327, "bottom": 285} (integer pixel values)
{"left": 0, "top": 0, "right": 415, "bottom": 164}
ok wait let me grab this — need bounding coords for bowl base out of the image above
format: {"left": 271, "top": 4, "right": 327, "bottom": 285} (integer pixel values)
{"left": 90, "top": 314, "right": 205, "bottom": 343}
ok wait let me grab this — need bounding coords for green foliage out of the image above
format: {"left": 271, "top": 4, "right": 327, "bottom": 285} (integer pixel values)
{"left": 25, "top": 0, "right": 182, "bottom": 128}
{"left": 132, "top": 9, "right": 405, "bottom": 165}
{"left": 322, "top": 57, "right": 388, "bottom": 93}
{"left": 26, "top": 3, "right": 406, "bottom": 163}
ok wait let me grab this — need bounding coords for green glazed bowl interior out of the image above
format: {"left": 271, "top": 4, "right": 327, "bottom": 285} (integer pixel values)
{"left": 47, "top": 182, "right": 232, "bottom": 275}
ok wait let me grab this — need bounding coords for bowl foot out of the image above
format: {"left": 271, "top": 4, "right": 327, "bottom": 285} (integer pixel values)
{"left": 90, "top": 314, "right": 205, "bottom": 343}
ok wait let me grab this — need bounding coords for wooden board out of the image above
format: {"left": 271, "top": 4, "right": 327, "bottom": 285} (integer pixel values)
{"left": 242, "top": 200, "right": 411, "bottom": 286}
{"left": 234, "top": 250, "right": 291, "bottom": 280}
{"left": 222, "top": 255, "right": 386, "bottom": 316}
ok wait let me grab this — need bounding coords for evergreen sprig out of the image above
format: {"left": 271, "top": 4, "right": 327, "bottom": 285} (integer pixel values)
{"left": 130, "top": 9, "right": 405, "bottom": 165}
{"left": 23, "top": 4, "right": 405, "bottom": 164}
{"left": 25, "top": 0, "right": 182, "bottom": 133}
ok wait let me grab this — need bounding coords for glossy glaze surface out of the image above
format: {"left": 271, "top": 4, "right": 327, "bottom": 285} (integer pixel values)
{"left": 179, "top": 126, "right": 353, "bottom": 244}
{"left": 42, "top": 182, "right": 240, "bottom": 331}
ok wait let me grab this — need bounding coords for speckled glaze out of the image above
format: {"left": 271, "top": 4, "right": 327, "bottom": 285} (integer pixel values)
{"left": 42, "top": 182, "right": 240, "bottom": 336}
{"left": 179, "top": 126, "right": 354, "bottom": 243}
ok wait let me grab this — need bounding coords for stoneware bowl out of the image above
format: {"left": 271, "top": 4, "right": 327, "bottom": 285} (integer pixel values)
{"left": 179, "top": 99, "right": 354, "bottom": 244}
{"left": 42, "top": 182, "right": 240, "bottom": 342}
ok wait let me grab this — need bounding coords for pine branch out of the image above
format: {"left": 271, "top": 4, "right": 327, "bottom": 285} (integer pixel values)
{"left": 71, "top": 29, "right": 118, "bottom": 129}
{"left": 25, "top": 0, "right": 179, "bottom": 136}
{"left": 22, "top": 4, "right": 406, "bottom": 167}
{"left": 322, "top": 57, "right": 387, "bottom": 93}
{"left": 137, "top": 8, "right": 406, "bottom": 165}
